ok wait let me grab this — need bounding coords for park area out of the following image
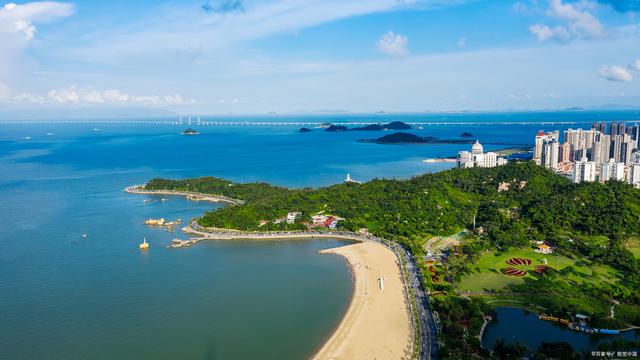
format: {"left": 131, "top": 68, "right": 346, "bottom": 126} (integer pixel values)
{"left": 458, "top": 247, "right": 620, "bottom": 294}
{"left": 628, "top": 238, "right": 640, "bottom": 259}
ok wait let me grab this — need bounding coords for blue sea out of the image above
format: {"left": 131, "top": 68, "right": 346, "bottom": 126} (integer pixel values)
{"left": 1, "top": 111, "right": 639, "bottom": 359}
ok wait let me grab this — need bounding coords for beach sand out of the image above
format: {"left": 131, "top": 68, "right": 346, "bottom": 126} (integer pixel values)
{"left": 313, "top": 241, "right": 412, "bottom": 360}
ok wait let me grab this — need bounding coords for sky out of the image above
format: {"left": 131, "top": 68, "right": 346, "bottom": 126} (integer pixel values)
{"left": 0, "top": 0, "right": 640, "bottom": 117}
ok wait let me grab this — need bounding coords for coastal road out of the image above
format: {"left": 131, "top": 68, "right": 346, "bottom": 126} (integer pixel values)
{"left": 390, "top": 243, "right": 438, "bottom": 360}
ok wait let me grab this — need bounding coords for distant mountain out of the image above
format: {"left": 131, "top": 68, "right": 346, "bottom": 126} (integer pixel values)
{"left": 350, "top": 124, "right": 384, "bottom": 131}
{"left": 361, "top": 132, "right": 436, "bottom": 144}
{"left": 349, "top": 121, "right": 412, "bottom": 131}
{"left": 382, "top": 121, "right": 412, "bottom": 130}
{"left": 298, "top": 127, "right": 312, "bottom": 133}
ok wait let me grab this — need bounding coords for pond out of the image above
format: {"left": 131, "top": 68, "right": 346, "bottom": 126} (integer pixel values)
{"left": 482, "top": 307, "right": 639, "bottom": 353}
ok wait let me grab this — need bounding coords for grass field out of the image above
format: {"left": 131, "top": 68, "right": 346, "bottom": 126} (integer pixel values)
{"left": 458, "top": 247, "right": 620, "bottom": 293}
{"left": 627, "top": 237, "right": 640, "bottom": 259}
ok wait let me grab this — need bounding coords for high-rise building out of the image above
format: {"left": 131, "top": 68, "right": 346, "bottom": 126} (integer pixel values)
{"left": 559, "top": 142, "right": 572, "bottom": 163}
{"left": 541, "top": 138, "right": 559, "bottom": 169}
{"left": 598, "top": 122, "right": 607, "bottom": 134}
{"left": 534, "top": 130, "right": 559, "bottom": 165}
{"left": 630, "top": 125, "right": 640, "bottom": 142}
{"left": 573, "top": 158, "right": 596, "bottom": 183}
{"left": 600, "top": 159, "right": 625, "bottom": 182}
{"left": 610, "top": 134, "right": 634, "bottom": 164}
{"left": 591, "top": 134, "right": 610, "bottom": 164}
{"left": 628, "top": 164, "right": 640, "bottom": 187}
{"left": 610, "top": 122, "right": 619, "bottom": 136}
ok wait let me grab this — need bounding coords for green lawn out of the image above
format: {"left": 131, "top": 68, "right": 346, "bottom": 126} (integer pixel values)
{"left": 458, "top": 247, "right": 620, "bottom": 293}
{"left": 627, "top": 238, "right": 640, "bottom": 259}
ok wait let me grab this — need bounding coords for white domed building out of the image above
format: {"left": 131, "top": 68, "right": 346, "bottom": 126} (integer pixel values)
{"left": 457, "top": 140, "right": 507, "bottom": 168}
{"left": 471, "top": 140, "right": 484, "bottom": 154}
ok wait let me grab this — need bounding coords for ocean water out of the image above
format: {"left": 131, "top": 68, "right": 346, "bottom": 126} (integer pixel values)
{"left": 1, "top": 112, "right": 639, "bottom": 359}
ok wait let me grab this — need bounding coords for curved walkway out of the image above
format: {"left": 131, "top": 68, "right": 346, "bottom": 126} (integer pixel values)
{"left": 124, "top": 185, "right": 244, "bottom": 205}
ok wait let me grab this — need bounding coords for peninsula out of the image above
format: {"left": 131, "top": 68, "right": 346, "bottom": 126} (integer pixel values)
{"left": 136, "top": 162, "right": 640, "bottom": 357}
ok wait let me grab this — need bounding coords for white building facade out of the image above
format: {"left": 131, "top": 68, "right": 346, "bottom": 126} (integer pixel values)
{"left": 458, "top": 140, "right": 507, "bottom": 168}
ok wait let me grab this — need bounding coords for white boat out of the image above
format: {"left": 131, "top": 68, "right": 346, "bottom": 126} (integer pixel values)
{"left": 139, "top": 237, "right": 149, "bottom": 250}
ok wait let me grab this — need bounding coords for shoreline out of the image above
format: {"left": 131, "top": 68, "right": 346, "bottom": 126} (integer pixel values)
{"left": 126, "top": 185, "right": 421, "bottom": 358}
{"left": 312, "top": 242, "right": 413, "bottom": 359}
{"left": 179, "top": 227, "right": 417, "bottom": 358}
{"left": 124, "top": 185, "right": 244, "bottom": 205}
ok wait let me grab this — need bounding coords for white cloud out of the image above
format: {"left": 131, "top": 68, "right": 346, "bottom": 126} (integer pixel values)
{"left": 529, "top": 24, "right": 571, "bottom": 42}
{"left": 377, "top": 31, "right": 409, "bottom": 57}
{"left": 630, "top": 59, "right": 640, "bottom": 71}
{"left": 547, "top": 0, "right": 603, "bottom": 38}
{"left": 529, "top": 0, "right": 605, "bottom": 42}
{"left": 5, "top": 86, "right": 196, "bottom": 106}
{"left": 0, "top": 1, "right": 74, "bottom": 40}
{"left": 598, "top": 65, "right": 633, "bottom": 82}
{"left": 70, "top": 0, "right": 427, "bottom": 63}
{"left": 0, "top": 2, "right": 74, "bottom": 98}
{"left": 47, "top": 86, "right": 80, "bottom": 103}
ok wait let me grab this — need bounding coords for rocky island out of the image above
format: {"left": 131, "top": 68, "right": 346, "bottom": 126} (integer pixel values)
{"left": 181, "top": 128, "right": 200, "bottom": 135}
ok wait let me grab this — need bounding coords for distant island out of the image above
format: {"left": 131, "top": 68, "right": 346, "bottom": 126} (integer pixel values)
{"left": 361, "top": 132, "right": 437, "bottom": 144}
{"left": 325, "top": 125, "right": 348, "bottom": 132}
{"left": 460, "top": 132, "right": 473, "bottom": 138}
{"left": 298, "top": 127, "right": 312, "bottom": 133}
{"left": 360, "top": 132, "right": 530, "bottom": 146}
{"left": 181, "top": 128, "right": 200, "bottom": 135}
{"left": 321, "top": 121, "right": 414, "bottom": 132}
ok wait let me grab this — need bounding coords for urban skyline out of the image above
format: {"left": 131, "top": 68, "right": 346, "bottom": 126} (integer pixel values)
{"left": 534, "top": 121, "right": 640, "bottom": 185}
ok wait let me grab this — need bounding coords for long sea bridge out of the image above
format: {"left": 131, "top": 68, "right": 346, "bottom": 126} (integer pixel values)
{"left": 3, "top": 119, "right": 640, "bottom": 126}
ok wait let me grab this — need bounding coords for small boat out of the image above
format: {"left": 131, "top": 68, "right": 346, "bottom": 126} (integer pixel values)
{"left": 161, "top": 198, "right": 168, "bottom": 202}
{"left": 139, "top": 237, "right": 149, "bottom": 250}
{"left": 82, "top": 234, "right": 88, "bottom": 238}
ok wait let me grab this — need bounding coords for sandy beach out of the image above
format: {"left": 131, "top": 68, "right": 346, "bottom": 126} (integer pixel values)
{"left": 313, "top": 241, "right": 413, "bottom": 360}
